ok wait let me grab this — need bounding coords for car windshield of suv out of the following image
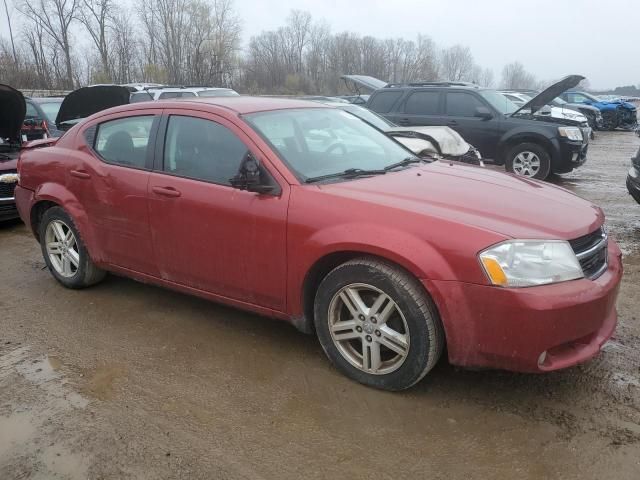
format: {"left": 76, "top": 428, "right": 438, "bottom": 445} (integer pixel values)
{"left": 553, "top": 97, "right": 568, "bottom": 105}
{"left": 340, "top": 105, "right": 394, "bottom": 130}
{"left": 579, "top": 92, "right": 600, "bottom": 102}
{"left": 479, "top": 90, "right": 519, "bottom": 114}
{"left": 246, "top": 108, "right": 415, "bottom": 182}
{"left": 39, "top": 101, "right": 63, "bottom": 123}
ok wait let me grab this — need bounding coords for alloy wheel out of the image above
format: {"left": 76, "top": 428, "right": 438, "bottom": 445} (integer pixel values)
{"left": 512, "top": 151, "right": 541, "bottom": 177}
{"left": 45, "top": 220, "right": 80, "bottom": 278}
{"left": 328, "top": 283, "right": 410, "bottom": 375}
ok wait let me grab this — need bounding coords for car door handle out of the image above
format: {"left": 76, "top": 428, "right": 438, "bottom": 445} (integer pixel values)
{"left": 447, "top": 120, "right": 458, "bottom": 126}
{"left": 152, "top": 186, "right": 181, "bottom": 198}
{"left": 397, "top": 118, "right": 410, "bottom": 126}
{"left": 70, "top": 169, "right": 91, "bottom": 179}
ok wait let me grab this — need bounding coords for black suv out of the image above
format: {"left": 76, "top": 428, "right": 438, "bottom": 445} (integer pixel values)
{"left": 366, "top": 76, "right": 590, "bottom": 180}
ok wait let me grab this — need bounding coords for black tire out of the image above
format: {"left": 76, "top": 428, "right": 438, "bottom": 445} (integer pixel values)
{"left": 601, "top": 110, "right": 619, "bottom": 131}
{"left": 39, "top": 206, "right": 106, "bottom": 289}
{"left": 627, "top": 176, "right": 640, "bottom": 205}
{"left": 314, "top": 257, "right": 444, "bottom": 391}
{"left": 505, "top": 142, "right": 552, "bottom": 180}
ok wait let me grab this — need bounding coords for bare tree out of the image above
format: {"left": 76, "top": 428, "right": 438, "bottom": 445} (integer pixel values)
{"left": 78, "top": 0, "right": 113, "bottom": 80}
{"left": 501, "top": 62, "right": 537, "bottom": 89}
{"left": 3, "top": 0, "right": 17, "bottom": 63}
{"left": 19, "top": 0, "right": 79, "bottom": 88}
{"left": 439, "top": 45, "right": 474, "bottom": 82}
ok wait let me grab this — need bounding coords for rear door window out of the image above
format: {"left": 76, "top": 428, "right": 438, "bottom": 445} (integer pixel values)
{"left": 368, "top": 91, "right": 403, "bottom": 113}
{"left": 445, "top": 92, "right": 486, "bottom": 117}
{"left": 94, "top": 116, "right": 156, "bottom": 169}
{"left": 403, "top": 91, "right": 441, "bottom": 115}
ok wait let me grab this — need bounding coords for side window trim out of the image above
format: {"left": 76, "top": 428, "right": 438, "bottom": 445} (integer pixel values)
{"left": 90, "top": 114, "right": 160, "bottom": 171}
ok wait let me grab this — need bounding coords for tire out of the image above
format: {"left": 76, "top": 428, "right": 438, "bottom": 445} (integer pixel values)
{"left": 505, "top": 142, "right": 551, "bottom": 180}
{"left": 627, "top": 176, "right": 640, "bottom": 205}
{"left": 39, "top": 206, "right": 106, "bottom": 289}
{"left": 314, "top": 257, "right": 444, "bottom": 391}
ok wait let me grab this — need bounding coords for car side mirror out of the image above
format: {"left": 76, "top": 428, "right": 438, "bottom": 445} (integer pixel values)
{"left": 539, "top": 105, "right": 552, "bottom": 115}
{"left": 474, "top": 106, "right": 493, "bottom": 120}
{"left": 230, "top": 153, "right": 275, "bottom": 194}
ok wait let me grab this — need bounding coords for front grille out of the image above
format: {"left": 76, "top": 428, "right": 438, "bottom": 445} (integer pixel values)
{"left": 569, "top": 227, "right": 608, "bottom": 279}
{"left": 0, "top": 169, "right": 17, "bottom": 199}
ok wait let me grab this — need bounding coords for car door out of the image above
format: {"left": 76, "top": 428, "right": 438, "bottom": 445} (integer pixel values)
{"left": 444, "top": 91, "right": 498, "bottom": 157}
{"left": 147, "top": 110, "right": 289, "bottom": 310}
{"left": 394, "top": 90, "right": 444, "bottom": 127}
{"left": 71, "top": 111, "right": 161, "bottom": 275}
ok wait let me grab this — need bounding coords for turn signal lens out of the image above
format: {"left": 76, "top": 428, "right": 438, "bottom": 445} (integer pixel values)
{"left": 481, "top": 257, "right": 508, "bottom": 287}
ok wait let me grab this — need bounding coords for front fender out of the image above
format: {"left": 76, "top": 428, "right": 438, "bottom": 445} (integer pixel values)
{"left": 497, "top": 129, "right": 557, "bottom": 162}
{"left": 287, "top": 222, "right": 458, "bottom": 317}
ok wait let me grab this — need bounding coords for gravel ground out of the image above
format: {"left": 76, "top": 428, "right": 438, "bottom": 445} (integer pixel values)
{"left": 1, "top": 131, "right": 639, "bottom": 479}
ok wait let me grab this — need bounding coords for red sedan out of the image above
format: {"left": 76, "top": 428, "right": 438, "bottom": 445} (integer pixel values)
{"left": 15, "top": 97, "right": 622, "bottom": 390}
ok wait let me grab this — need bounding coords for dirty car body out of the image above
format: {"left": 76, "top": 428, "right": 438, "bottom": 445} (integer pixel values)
{"left": 626, "top": 128, "right": 640, "bottom": 204}
{"left": 15, "top": 97, "right": 622, "bottom": 390}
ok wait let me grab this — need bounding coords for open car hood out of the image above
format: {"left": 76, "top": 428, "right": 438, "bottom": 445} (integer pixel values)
{"left": 0, "top": 84, "right": 26, "bottom": 144}
{"left": 56, "top": 85, "right": 131, "bottom": 126}
{"left": 341, "top": 75, "right": 388, "bottom": 94}
{"left": 513, "top": 75, "right": 585, "bottom": 116}
{"left": 386, "top": 126, "right": 471, "bottom": 157}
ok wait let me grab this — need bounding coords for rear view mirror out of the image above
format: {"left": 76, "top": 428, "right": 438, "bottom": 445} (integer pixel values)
{"left": 230, "top": 153, "right": 276, "bottom": 194}
{"left": 474, "top": 106, "right": 493, "bottom": 120}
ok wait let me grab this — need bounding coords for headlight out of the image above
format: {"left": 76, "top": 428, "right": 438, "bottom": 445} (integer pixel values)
{"left": 479, "top": 240, "right": 584, "bottom": 288}
{"left": 558, "top": 126, "right": 583, "bottom": 141}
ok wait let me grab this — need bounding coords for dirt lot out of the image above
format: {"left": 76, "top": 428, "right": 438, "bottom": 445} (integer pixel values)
{"left": 1, "top": 131, "right": 639, "bottom": 480}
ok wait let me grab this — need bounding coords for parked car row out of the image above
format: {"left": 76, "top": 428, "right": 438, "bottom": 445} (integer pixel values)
{"left": 350, "top": 74, "right": 591, "bottom": 180}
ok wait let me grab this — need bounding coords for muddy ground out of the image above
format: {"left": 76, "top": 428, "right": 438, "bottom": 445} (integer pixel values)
{"left": 1, "top": 131, "right": 639, "bottom": 480}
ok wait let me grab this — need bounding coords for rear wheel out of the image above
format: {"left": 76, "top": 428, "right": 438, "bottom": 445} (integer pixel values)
{"left": 505, "top": 142, "right": 551, "bottom": 180}
{"left": 39, "top": 207, "right": 106, "bottom": 288}
{"left": 314, "top": 257, "right": 444, "bottom": 391}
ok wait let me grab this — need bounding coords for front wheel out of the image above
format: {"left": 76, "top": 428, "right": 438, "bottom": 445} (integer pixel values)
{"left": 505, "top": 142, "right": 551, "bottom": 180}
{"left": 314, "top": 257, "right": 444, "bottom": 391}
{"left": 39, "top": 206, "right": 106, "bottom": 289}
{"left": 601, "top": 110, "right": 619, "bottom": 131}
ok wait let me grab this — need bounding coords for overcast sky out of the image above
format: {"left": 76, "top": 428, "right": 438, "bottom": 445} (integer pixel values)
{"left": 2, "top": 0, "right": 638, "bottom": 89}
{"left": 234, "top": 0, "right": 638, "bottom": 89}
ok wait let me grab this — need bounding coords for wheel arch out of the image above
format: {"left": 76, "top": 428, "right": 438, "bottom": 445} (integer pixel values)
{"left": 497, "top": 131, "right": 555, "bottom": 164}
{"left": 298, "top": 249, "right": 445, "bottom": 335}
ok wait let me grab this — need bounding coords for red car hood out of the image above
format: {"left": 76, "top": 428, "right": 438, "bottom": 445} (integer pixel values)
{"left": 319, "top": 162, "right": 603, "bottom": 240}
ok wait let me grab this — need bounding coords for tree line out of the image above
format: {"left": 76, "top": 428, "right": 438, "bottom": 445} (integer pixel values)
{"left": 1, "top": 0, "right": 560, "bottom": 93}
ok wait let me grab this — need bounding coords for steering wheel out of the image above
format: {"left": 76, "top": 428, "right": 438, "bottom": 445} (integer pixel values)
{"left": 325, "top": 143, "right": 348, "bottom": 155}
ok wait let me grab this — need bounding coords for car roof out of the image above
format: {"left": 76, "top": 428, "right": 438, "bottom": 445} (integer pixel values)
{"left": 28, "top": 97, "right": 65, "bottom": 103}
{"left": 105, "top": 96, "right": 331, "bottom": 116}
{"left": 149, "top": 87, "right": 234, "bottom": 93}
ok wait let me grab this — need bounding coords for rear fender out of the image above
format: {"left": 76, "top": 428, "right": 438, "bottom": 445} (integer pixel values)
{"left": 33, "top": 183, "right": 103, "bottom": 263}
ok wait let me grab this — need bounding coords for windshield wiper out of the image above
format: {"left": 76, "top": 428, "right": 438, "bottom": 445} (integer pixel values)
{"left": 384, "top": 156, "right": 424, "bottom": 171}
{"left": 304, "top": 168, "right": 387, "bottom": 184}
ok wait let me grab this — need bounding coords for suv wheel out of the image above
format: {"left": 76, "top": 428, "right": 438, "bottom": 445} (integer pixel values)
{"left": 39, "top": 207, "right": 106, "bottom": 288}
{"left": 314, "top": 257, "right": 444, "bottom": 391}
{"left": 505, "top": 143, "right": 551, "bottom": 180}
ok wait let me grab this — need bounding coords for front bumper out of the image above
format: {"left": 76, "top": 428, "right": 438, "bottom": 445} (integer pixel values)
{"left": 0, "top": 198, "right": 19, "bottom": 221}
{"left": 554, "top": 138, "right": 588, "bottom": 174}
{"left": 424, "top": 240, "right": 622, "bottom": 373}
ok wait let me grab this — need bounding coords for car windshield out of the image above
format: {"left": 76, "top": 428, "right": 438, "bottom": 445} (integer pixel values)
{"left": 197, "top": 89, "right": 239, "bottom": 97}
{"left": 579, "top": 92, "right": 600, "bottom": 102}
{"left": 339, "top": 105, "right": 394, "bottom": 130}
{"left": 553, "top": 96, "right": 567, "bottom": 105}
{"left": 479, "top": 90, "right": 519, "bottom": 114}
{"left": 38, "top": 101, "right": 63, "bottom": 123}
{"left": 245, "top": 108, "right": 415, "bottom": 182}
